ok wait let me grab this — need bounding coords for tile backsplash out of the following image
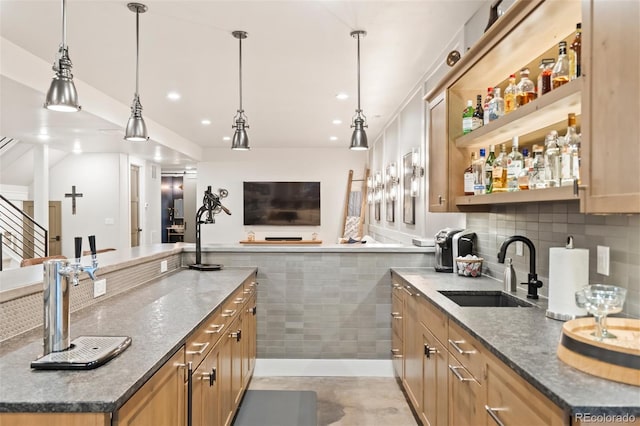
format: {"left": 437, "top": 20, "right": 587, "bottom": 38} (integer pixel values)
{"left": 466, "top": 201, "right": 639, "bottom": 318}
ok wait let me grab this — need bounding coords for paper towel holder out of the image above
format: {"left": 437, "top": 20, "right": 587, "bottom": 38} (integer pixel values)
{"left": 546, "top": 234, "right": 589, "bottom": 321}
{"left": 566, "top": 235, "right": 574, "bottom": 249}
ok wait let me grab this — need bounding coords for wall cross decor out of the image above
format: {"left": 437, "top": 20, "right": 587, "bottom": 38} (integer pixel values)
{"left": 64, "top": 185, "right": 83, "bottom": 215}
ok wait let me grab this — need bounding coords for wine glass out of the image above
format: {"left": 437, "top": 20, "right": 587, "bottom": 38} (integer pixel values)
{"left": 575, "top": 285, "right": 627, "bottom": 341}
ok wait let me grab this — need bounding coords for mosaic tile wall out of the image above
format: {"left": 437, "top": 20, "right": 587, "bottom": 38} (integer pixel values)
{"left": 182, "top": 251, "right": 430, "bottom": 359}
{"left": 0, "top": 254, "right": 182, "bottom": 342}
{"left": 467, "top": 202, "right": 639, "bottom": 317}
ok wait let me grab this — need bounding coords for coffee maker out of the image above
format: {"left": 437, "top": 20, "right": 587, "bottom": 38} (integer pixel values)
{"left": 434, "top": 228, "right": 476, "bottom": 272}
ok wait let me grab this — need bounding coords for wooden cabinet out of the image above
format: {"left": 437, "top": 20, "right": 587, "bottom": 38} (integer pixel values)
{"left": 391, "top": 281, "right": 404, "bottom": 378}
{"left": 424, "top": 0, "right": 639, "bottom": 213}
{"left": 117, "top": 348, "right": 186, "bottom": 426}
{"left": 192, "top": 343, "right": 221, "bottom": 426}
{"left": 402, "top": 284, "right": 422, "bottom": 411}
{"left": 421, "top": 324, "right": 448, "bottom": 426}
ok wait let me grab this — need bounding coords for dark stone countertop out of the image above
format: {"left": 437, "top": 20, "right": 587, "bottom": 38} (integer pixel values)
{"left": 391, "top": 267, "right": 640, "bottom": 417}
{"left": 0, "top": 267, "right": 257, "bottom": 413}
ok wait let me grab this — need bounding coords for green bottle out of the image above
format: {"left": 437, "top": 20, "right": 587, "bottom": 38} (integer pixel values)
{"left": 462, "top": 100, "right": 474, "bottom": 135}
{"left": 485, "top": 145, "right": 496, "bottom": 193}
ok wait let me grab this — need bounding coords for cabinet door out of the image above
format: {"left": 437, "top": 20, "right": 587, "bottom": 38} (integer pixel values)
{"left": 117, "top": 348, "right": 186, "bottom": 426}
{"left": 448, "top": 353, "right": 484, "bottom": 426}
{"left": 582, "top": 0, "right": 640, "bottom": 213}
{"left": 421, "top": 325, "right": 448, "bottom": 426}
{"left": 242, "top": 291, "right": 257, "bottom": 387}
{"left": 192, "top": 343, "right": 221, "bottom": 426}
{"left": 428, "top": 93, "right": 450, "bottom": 212}
{"left": 219, "top": 319, "right": 234, "bottom": 426}
{"left": 391, "top": 290, "right": 404, "bottom": 378}
{"left": 402, "top": 286, "right": 422, "bottom": 411}
{"left": 229, "top": 315, "right": 244, "bottom": 414}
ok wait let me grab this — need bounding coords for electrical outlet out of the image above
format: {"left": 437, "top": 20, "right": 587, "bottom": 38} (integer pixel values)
{"left": 94, "top": 279, "right": 107, "bottom": 298}
{"left": 597, "top": 245, "right": 610, "bottom": 276}
{"left": 516, "top": 241, "right": 524, "bottom": 256}
{"left": 160, "top": 260, "right": 168, "bottom": 273}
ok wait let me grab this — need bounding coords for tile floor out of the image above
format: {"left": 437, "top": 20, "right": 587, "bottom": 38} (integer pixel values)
{"left": 246, "top": 376, "right": 419, "bottom": 426}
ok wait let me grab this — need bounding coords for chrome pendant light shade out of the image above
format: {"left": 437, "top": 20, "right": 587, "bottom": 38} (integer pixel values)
{"left": 349, "top": 30, "right": 368, "bottom": 151}
{"left": 44, "top": 0, "right": 81, "bottom": 112}
{"left": 124, "top": 3, "right": 149, "bottom": 142}
{"left": 231, "top": 31, "right": 250, "bottom": 151}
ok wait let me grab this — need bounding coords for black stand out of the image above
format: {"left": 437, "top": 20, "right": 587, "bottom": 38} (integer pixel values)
{"left": 189, "top": 186, "right": 231, "bottom": 271}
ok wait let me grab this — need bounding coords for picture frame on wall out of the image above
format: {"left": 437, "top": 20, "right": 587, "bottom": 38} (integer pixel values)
{"left": 374, "top": 201, "right": 381, "bottom": 221}
{"left": 403, "top": 152, "right": 416, "bottom": 224}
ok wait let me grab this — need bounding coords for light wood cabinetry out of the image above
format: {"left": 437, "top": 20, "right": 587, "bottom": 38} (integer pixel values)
{"left": 421, "top": 323, "right": 448, "bottom": 426}
{"left": 402, "top": 283, "right": 423, "bottom": 411}
{"left": 391, "top": 281, "right": 404, "bottom": 378}
{"left": 0, "top": 413, "right": 110, "bottom": 426}
{"left": 424, "top": 0, "right": 639, "bottom": 213}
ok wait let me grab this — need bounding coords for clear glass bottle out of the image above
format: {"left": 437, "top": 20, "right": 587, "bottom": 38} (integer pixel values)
{"left": 462, "top": 100, "right": 474, "bottom": 135}
{"left": 506, "top": 136, "right": 524, "bottom": 192}
{"left": 485, "top": 145, "right": 496, "bottom": 194}
{"left": 492, "top": 143, "right": 508, "bottom": 192}
{"left": 516, "top": 68, "right": 537, "bottom": 106}
{"left": 464, "top": 152, "right": 476, "bottom": 195}
{"left": 483, "top": 87, "right": 494, "bottom": 125}
{"left": 504, "top": 74, "right": 517, "bottom": 113}
{"left": 529, "top": 145, "right": 546, "bottom": 189}
{"left": 517, "top": 148, "right": 531, "bottom": 190}
{"left": 560, "top": 113, "right": 581, "bottom": 185}
{"left": 552, "top": 41, "right": 570, "bottom": 89}
{"left": 544, "top": 130, "right": 561, "bottom": 187}
{"left": 488, "top": 87, "right": 505, "bottom": 122}
{"left": 537, "top": 59, "right": 555, "bottom": 97}
{"left": 472, "top": 94, "right": 484, "bottom": 130}
{"left": 570, "top": 23, "right": 582, "bottom": 79}
{"left": 473, "top": 149, "right": 486, "bottom": 195}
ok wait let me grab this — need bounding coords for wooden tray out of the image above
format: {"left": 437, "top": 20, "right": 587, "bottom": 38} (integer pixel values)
{"left": 557, "top": 317, "right": 640, "bottom": 386}
{"left": 239, "top": 240, "right": 323, "bottom": 245}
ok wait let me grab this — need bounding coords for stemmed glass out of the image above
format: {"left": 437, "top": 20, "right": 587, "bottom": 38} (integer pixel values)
{"left": 575, "top": 285, "right": 626, "bottom": 341}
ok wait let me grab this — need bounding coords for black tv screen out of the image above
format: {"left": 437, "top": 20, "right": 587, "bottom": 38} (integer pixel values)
{"left": 243, "top": 181, "right": 321, "bottom": 226}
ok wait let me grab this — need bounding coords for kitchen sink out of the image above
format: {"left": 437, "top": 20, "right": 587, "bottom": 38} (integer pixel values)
{"left": 438, "top": 291, "right": 534, "bottom": 308}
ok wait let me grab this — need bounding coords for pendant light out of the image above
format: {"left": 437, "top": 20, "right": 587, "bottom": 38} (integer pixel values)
{"left": 231, "top": 31, "right": 250, "bottom": 151}
{"left": 124, "top": 3, "right": 149, "bottom": 142}
{"left": 44, "top": 0, "right": 81, "bottom": 112}
{"left": 349, "top": 30, "right": 368, "bottom": 151}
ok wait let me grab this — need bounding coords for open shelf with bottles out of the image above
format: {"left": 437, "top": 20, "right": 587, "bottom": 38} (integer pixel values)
{"left": 455, "top": 186, "right": 578, "bottom": 207}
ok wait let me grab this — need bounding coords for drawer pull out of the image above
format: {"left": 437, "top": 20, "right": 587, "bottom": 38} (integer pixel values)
{"left": 448, "top": 339, "right": 476, "bottom": 355}
{"left": 392, "top": 283, "right": 402, "bottom": 290}
{"left": 390, "top": 312, "right": 403, "bottom": 319}
{"left": 391, "top": 349, "right": 403, "bottom": 358}
{"left": 222, "top": 309, "right": 237, "bottom": 317}
{"left": 485, "top": 405, "right": 506, "bottom": 426}
{"left": 201, "top": 367, "right": 217, "bottom": 386}
{"left": 402, "top": 286, "right": 413, "bottom": 296}
{"left": 230, "top": 329, "right": 242, "bottom": 342}
{"left": 186, "top": 341, "right": 210, "bottom": 355}
{"left": 243, "top": 289, "right": 252, "bottom": 294}
{"left": 205, "top": 324, "right": 224, "bottom": 334}
{"left": 234, "top": 297, "right": 246, "bottom": 304}
{"left": 424, "top": 344, "right": 437, "bottom": 359}
{"left": 448, "top": 365, "right": 477, "bottom": 383}
{"left": 248, "top": 306, "right": 257, "bottom": 315}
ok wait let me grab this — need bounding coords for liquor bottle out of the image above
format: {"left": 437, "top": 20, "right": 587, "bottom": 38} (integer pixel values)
{"left": 529, "top": 145, "right": 546, "bottom": 189}
{"left": 506, "top": 136, "right": 524, "bottom": 192}
{"left": 551, "top": 41, "right": 570, "bottom": 89}
{"left": 537, "top": 59, "right": 555, "bottom": 97}
{"left": 517, "top": 148, "right": 531, "bottom": 190}
{"left": 488, "top": 87, "right": 505, "bottom": 122}
{"left": 570, "top": 23, "right": 582, "bottom": 79}
{"left": 464, "top": 152, "right": 477, "bottom": 195}
{"left": 462, "top": 100, "right": 474, "bottom": 135}
{"left": 483, "top": 87, "right": 494, "bottom": 125}
{"left": 472, "top": 94, "right": 484, "bottom": 130}
{"left": 516, "top": 68, "right": 537, "bottom": 106}
{"left": 544, "top": 130, "right": 561, "bottom": 187}
{"left": 560, "top": 113, "right": 581, "bottom": 185}
{"left": 485, "top": 145, "right": 496, "bottom": 194}
{"left": 492, "top": 143, "right": 508, "bottom": 192}
{"left": 473, "top": 149, "right": 486, "bottom": 195}
{"left": 504, "top": 74, "right": 517, "bottom": 113}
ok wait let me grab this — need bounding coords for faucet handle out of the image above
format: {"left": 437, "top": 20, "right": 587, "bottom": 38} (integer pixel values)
{"left": 88, "top": 235, "right": 97, "bottom": 256}
{"left": 74, "top": 237, "right": 82, "bottom": 262}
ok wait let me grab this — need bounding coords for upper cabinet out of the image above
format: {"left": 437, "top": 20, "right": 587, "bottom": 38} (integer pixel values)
{"left": 424, "top": 0, "right": 640, "bottom": 214}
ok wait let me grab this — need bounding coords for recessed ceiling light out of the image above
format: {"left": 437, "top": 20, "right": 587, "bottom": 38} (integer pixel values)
{"left": 336, "top": 93, "right": 349, "bottom": 100}
{"left": 167, "top": 92, "right": 181, "bottom": 101}
{"left": 329, "top": 136, "right": 338, "bottom": 141}
{"left": 37, "top": 133, "right": 50, "bottom": 141}
{"left": 222, "top": 136, "right": 231, "bottom": 141}
{"left": 201, "top": 119, "right": 211, "bottom": 125}
{"left": 332, "top": 119, "right": 342, "bottom": 125}
{"left": 72, "top": 140, "right": 82, "bottom": 154}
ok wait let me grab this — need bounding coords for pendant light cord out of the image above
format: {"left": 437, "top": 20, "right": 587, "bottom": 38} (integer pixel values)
{"left": 135, "top": 8, "right": 140, "bottom": 96}
{"left": 356, "top": 33, "right": 361, "bottom": 112}
{"left": 61, "top": 0, "right": 67, "bottom": 49}
{"left": 238, "top": 36, "right": 243, "bottom": 112}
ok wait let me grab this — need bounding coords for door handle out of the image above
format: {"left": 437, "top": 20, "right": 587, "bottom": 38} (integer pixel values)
{"left": 137, "top": 228, "right": 142, "bottom": 232}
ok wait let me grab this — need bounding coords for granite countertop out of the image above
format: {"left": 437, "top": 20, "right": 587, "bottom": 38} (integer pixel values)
{"left": 179, "top": 242, "right": 433, "bottom": 254}
{"left": 0, "top": 267, "right": 257, "bottom": 413}
{"left": 391, "top": 267, "right": 640, "bottom": 417}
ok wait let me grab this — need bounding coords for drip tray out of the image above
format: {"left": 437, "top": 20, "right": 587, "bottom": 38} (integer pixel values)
{"left": 31, "top": 336, "right": 132, "bottom": 370}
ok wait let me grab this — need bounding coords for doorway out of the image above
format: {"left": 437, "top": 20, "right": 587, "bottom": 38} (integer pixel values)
{"left": 130, "top": 165, "right": 141, "bottom": 247}
{"left": 23, "top": 201, "right": 62, "bottom": 256}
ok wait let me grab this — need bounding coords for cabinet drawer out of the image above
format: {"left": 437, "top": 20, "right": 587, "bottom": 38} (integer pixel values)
{"left": 186, "top": 313, "right": 222, "bottom": 369}
{"left": 419, "top": 296, "right": 448, "bottom": 345}
{"left": 447, "top": 320, "right": 484, "bottom": 382}
{"left": 391, "top": 292, "right": 403, "bottom": 338}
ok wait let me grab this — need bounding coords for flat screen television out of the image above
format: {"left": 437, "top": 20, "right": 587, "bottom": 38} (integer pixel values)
{"left": 243, "top": 181, "right": 320, "bottom": 226}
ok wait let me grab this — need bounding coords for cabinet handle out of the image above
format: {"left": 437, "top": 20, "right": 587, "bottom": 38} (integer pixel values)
{"left": 448, "top": 365, "right": 478, "bottom": 383}
{"left": 187, "top": 362, "right": 193, "bottom": 426}
{"left": 391, "top": 349, "right": 403, "bottom": 358}
{"left": 206, "top": 324, "right": 224, "bottom": 334}
{"left": 222, "top": 309, "right": 237, "bottom": 317}
{"left": 485, "top": 405, "right": 506, "bottom": 426}
{"left": 392, "top": 283, "right": 402, "bottom": 290}
{"left": 402, "top": 286, "right": 413, "bottom": 296}
{"left": 202, "top": 367, "right": 217, "bottom": 386}
{"left": 234, "top": 297, "right": 246, "bottom": 304}
{"left": 438, "top": 195, "right": 446, "bottom": 204}
{"left": 424, "top": 344, "right": 437, "bottom": 359}
{"left": 448, "top": 339, "right": 476, "bottom": 355}
{"left": 390, "top": 312, "right": 403, "bottom": 319}
{"left": 230, "top": 329, "right": 242, "bottom": 342}
{"left": 248, "top": 306, "right": 257, "bottom": 315}
{"left": 243, "top": 289, "right": 252, "bottom": 294}
{"left": 186, "top": 341, "right": 210, "bottom": 355}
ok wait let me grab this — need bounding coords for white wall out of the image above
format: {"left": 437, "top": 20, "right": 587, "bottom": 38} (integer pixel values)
{"left": 197, "top": 148, "right": 367, "bottom": 244}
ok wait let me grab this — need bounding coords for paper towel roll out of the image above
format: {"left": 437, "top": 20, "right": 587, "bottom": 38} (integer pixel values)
{"left": 548, "top": 247, "right": 589, "bottom": 320}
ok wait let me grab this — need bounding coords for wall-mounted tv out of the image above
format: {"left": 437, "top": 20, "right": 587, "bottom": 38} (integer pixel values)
{"left": 243, "top": 181, "right": 321, "bottom": 226}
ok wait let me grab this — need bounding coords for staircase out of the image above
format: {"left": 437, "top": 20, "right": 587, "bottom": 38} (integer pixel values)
{"left": 0, "top": 194, "right": 48, "bottom": 270}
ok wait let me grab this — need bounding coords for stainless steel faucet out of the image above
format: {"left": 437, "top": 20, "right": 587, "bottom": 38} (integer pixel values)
{"left": 42, "top": 235, "right": 98, "bottom": 355}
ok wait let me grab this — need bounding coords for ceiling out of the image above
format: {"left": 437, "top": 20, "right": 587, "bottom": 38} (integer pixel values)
{"left": 1, "top": 0, "right": 483, "bottom": 179}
